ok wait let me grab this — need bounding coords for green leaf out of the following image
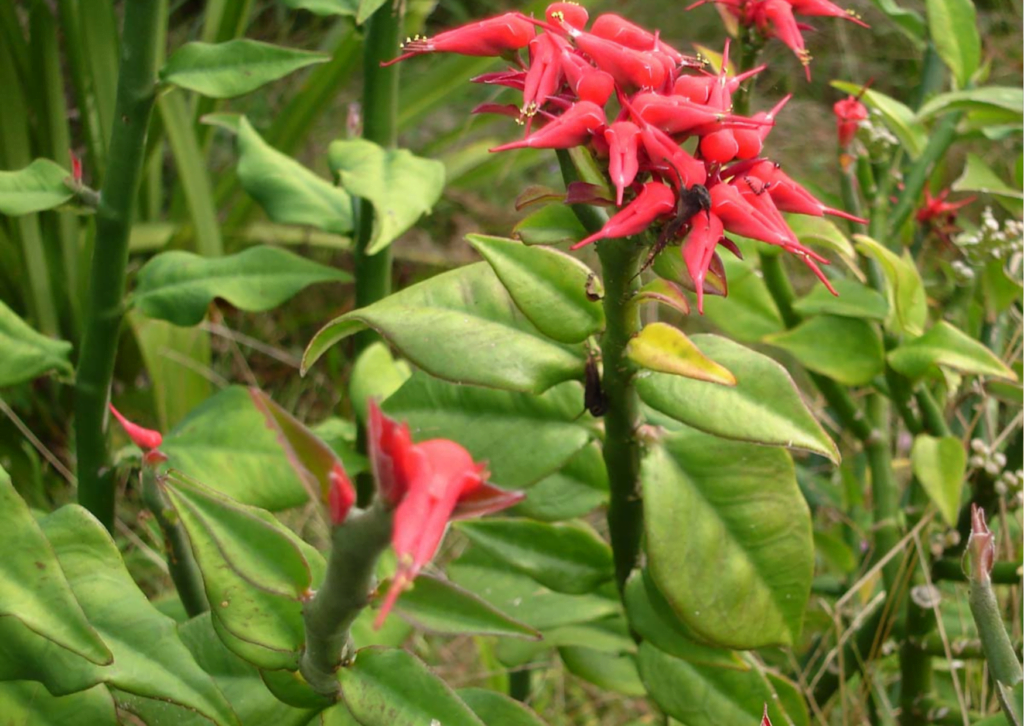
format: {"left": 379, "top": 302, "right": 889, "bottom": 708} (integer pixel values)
{"left": 161, "top": 386, "right": 310, "bottom": 510}
{"left": 636, "top": 334, "right": 839, "bottom": 463}
{"left": 468, "top": 234, "right": 604, "bottom": 344}
{"left": 926, "top": 0, "right": 980, "bottom": 87}
{"left": 954, "top": 153, "right": 1024, "bottom": 216}
{"left": 237, "top": 117, "right": 355, "bottom": 235}
{"left": 786, "top": 214, "right": 857, "bottom": 260}
{"left": 458, "top": 688, "right": 549, "bottom": 726}
{"left": 918, "top": 87, "right": 1024, "bottom": 122}
{"left": 911, "top": 435, "right": 966, "bottom": 526}
{"left": 449, "top": 548, "right": 619, "bottom": 631}
{"left": 513, "top": 203, "right": 588, "bottom": 246}
{"left": 338, "top": 648, "right": 485, "bottom": 726}
{"left": 855, "top": 235, "right": 927, "bottom": 336}
{"left": 559, "top": 646, "right": 646, "bottom": 696}
{"left": 328, "top": 139, "right": 445, "bottom": 255}
{"left": 279, "top": 0, "right": 358, "bottom": 16}
{"left": 0, "top": 467, "right": 111, "bottom": 665}
{"left": 134, "top": 245, "right": 349, "bottom": 327}
{"left": 831, "top": 82, "right": 928, "bottom": 158}
{"left": 792, "top": 277, "right": 889, "bottom": 320}
{"left": 888, "top": 321, "right": 1017, "bottom": 381}
{"left": 764, "top": 315, "right": 885, "bottom": 386}
{"left": 304, "top": 263, "right": 585, "bottom": 394}
{"left": 511, "top": 443, "right": 608, "bottom": 522}
{"left": 9, "top": 506, "right": 240, "bottom": 725}
{"left": 349, "top": 342, "right": 412, "bottom": 424}
{"left": 627, "top": 322, "right": 736, "bottom": 385}
{"left": 161, "top": 40, "right": 328, "bottom": 98}
{"left": 385, "top": 370, "right": 593, "bottom": 488}
{"left": 633, "top": 278, "right": 692, "bottom": 317}
{"left": 0, "top": 682, "right": 117, "bottom": 725}
{"left": 457, "top": 519, "right": 614, "bottom": 595}
{"left": 643, "top": 427, "right": 814, "bottom": 648}
{"left": 701, "top": 254, "right": 786, "bottom": 343}
{"left": 0, "top": 298, "right": 72, "bottom": 386}
{"left": 395, "top": 574, "right": 541, "bottom": 639}
{"left": 866, "top": 0, "right": 926, "bottom": 47}
{"left": 0, "top": 158, "right": 73, "bottom": 215}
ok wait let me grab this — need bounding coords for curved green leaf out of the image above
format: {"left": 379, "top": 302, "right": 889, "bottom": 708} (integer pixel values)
{"left": 458, "top": 688, "right": 549, "bottom": 726}
{"left": 384, "top": 370, "right": 593, "bottom": 488}
{"left": 0, "top": 158, "right": 72, "bottom": 215}
{"left": 627, "top": 322, "right": 736, "bottom": 385}
{"left": 0, "top": 299, "right": 73, "bottom": 386}
{"left": 468, "top": 234, "right": 603, "bottom": 344}
{"left": 134, "top": 245, "right": 349, "bottom": 327}
{"left": 954, "top": 153, "right": 1024, "bottom": 216}
{"left": 328, "top": 139, "right": 445, "bottom": 255}
{"left": 911, "top": 435, "right": 966, "bottom": 526}
{"left": 338, "top": 648, "right": 485, "bottom": 726}
{"left": 764, "top": 315, "right": 885, "bottom": 386}
{"left": 0, "top": 468, "right": 110, "bottom": 666}
{"left": 636, "top": 334, "right": 839, "bottom": 462}
{"left": 513, "top": 203, "right": 588, "bottom": 246}
{"left": 888, "top": 321, "right": 1017, "bottom": 381}
{"left": 926, "top": 0, "right": 980, "bottom": 87}
{"left": 792, "top": 277, "right": 889, "bottom": 320}
{"left": 855, "top": 235, "right": 926, "bottom": 336}
{"left": 700, "top": 255, "right": 785, "bottom": 343}
{"left": 304, "top": 263, "right": 585, "bottom": 394}
{"left": 395, "top": 574, "right": 540, "bottom": 639}
{"left": 786, "top": 214, "right": 856, "bottom": 260}
{"left": 643, "top": 427, "right": 814, "bottom": 648}
{"left": 237, "top": 117, "right": 354, "bottom": 235}
{"left": 457, "top": 519, "right": 613, "bottom": 595}
{"left": 919, "top": 87, "right": 1024, "bottom": 122}
{"left": 0, "top": 682, "right": 116, "bottom": 725}
{"left": 511, "top": 443, "right": 608, "bottom": 522}
{"left": 161, "top": 387, "right": 310, "bottom": 510}
{"left": 559, "top": 646, "right": 646, "bottom": 696}
{"left": 161, "top": 40, "right": 328, "bottom": 98}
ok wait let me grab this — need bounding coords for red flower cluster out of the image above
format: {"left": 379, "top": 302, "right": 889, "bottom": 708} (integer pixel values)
{"left": 833, "top": 93, "right": 868, "bottom": 149}
{"left": 386, "top": 4, "right": 866, "bottom": 311}
{"left": 690, "top": 0, "right": 867, "bottom": 79}
{"left": 367, "top": 401, "right": 523, "bottom": 627}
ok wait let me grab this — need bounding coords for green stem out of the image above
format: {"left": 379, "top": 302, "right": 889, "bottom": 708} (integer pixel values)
{"left": 508, "top": 668, "right": 531, "bottom": 703}
{"left": 300, "top": 503, "right": 393, "bottom": 697}
{"left": 596, "top": 239, "right": 646, "bottom": 594}
{"left": 74, "top": 0, "right": 163, "bottom": 532}
{"left": 866, "top": 394, "right": 901, "bottom": 591}
{"left": 968, "top": 557, "right": 1024, "bottom": 724}
{"left": 142, "top": 468, "right": 208, "bottom": 617}
{"left": 353, "top": 1, "right": 402, "bottom": 354}
{"left": 915, "top": 387, "right": 950, "bottom": 437}
{"left": 933, "top": 559, "right": 1022, "bottom": 584}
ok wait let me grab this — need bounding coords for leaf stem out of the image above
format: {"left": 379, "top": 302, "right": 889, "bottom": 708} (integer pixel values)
{"left": 74, "top": 0, "right": 163, "bottom": 531}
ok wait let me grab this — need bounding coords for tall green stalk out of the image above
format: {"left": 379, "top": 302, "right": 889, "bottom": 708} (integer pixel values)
{"left": 74, "top": 0, "right": 164, "bottom": 531}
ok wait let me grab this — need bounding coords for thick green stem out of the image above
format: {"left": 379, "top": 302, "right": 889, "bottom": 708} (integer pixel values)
{"left": 900, "top": 591, "right": 936, "bottom": 726}
{"left": 866, "top": 395, "right": 901, "bottom": 591}
{"left": 142, "top": 468, "right": 208, "bottom": 617}
{"left": 353, "top": 1, "right": 402, "bottom": 354}
{"left": 934, "top": 559, "right": 1020, "bottom": 584}
{"left": 596, "top": 240, "right": 646, "bottom": 594}
{"left": 968, "top": 553, "right": 1024, "bottom": 724}
{"left": 74, "top": 0, "right": 163, "bottom": 531}
{"left": 300, "top": 503, "right": 393, "bottom": 697}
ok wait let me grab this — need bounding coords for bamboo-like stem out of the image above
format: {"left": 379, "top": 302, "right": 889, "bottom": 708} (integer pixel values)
{"left": 74, "top": 0, "right": 163, "bottom": 531}
{"left": 300, "top": 503, "right": 393, "bottom": 697}
{"left": 933, "top": 559, "right": 1021, "bottom": 584}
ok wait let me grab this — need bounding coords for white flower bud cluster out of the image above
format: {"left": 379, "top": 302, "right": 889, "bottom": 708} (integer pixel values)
{"left": 950, "top": 259, "right": 975, "bottom": 283}
{"left": 859, "top": 112, "right": 897, "bottom": 155}
{"left": 969, "top": 438, "right": 1022, "bottom": 495}
{"left": 955, "top": 207, "right": 1024, "bottom": 266}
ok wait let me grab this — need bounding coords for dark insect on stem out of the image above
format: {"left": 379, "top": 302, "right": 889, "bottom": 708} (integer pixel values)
{"left": 584, "top": 352, "right": 608, "bottom": 417}
{"left": 638, "top": 182, "right": 712, "bottom": 276}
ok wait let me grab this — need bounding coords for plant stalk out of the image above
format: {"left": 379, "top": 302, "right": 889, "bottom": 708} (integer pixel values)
{"left": 74, "top": 0, "right": 163, "bottom": 531}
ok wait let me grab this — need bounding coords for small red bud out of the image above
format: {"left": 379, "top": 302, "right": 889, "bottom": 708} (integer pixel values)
{"left": 109, "top": 404, "right": 163, "bottom": 451}
{"left": 328, "top": 463, "right": 355, "bottom": 526}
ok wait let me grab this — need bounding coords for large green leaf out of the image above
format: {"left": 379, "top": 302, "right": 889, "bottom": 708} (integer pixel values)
{"left": 456, "top": 519, "right": 614, "bottom": 595}
{"left": 0, "top": 682, "right": 116, "bottom": 725}
{"left": 0, "top": 468, "right": 110, "bottom": 666}
{"left": 888, "top": 321, "right": 1017, "bottom": 381}
{"left": 831, "top": 82, "right": 928, "bottom": 158}
{"left": 764, "top": 315, "right": 885, "bottom": 386}
{"left": 559, "top": 646, "right": 646, "bottom": 696}
{"left": 0, "top": 298, "right": 72, "bottom": 386}
{"left": 338, "top": 648, "right": 484, "bottom": 726}
{"left": 395, "top": 574, "right": 540, "bottom": 639}
{"left": 0, "top": 158, "right": 72, "bottom": 215}
{"left": 926, "top": 0, "right": 980, "bottom": 87}
{"left": 468, "top": 234, "right": 604, "bottom": 344}
{"left": 236, "top": 117, "right": 355, "bottom": 235}
{"left": 328, "top": 139, "right": 445, "bottom": 255}
{"left": 134, "top": 245, "right": 349, "bottom": 327}
{"left": 643, "top": 428, "right": 814, "bottom": 648}
{"left": 700, "top": 255, "right": 785, "bottom": 343}
{"left": 384, "top": 370, "right": 593, "bottom": 488}
{"left": 161, "top": 472, "right": 318, "bottom": 671}
{"left": 636, "top": 334, "right": 839, "bottom": 462}
{"left": 161, "top": 387, "right": 310, "bottom": 510}
{"left": 511, "top": 443, "right": 608, "bottom": 522}
{"left": 918, "top": 87, "right": 1024, "bottom": 122}
{"left": 512, "top": 203, "right": 589, "bottom": 246}
{"left": 458, "top": 688, "right": 549, "bottom": 726}
{"left": 911, "top": 435, "right": 966, "bottom": 526}
{"left": 0, "top": 506, "right": 240, "bottom": 725}
{"left": 866, "top": 0, "right": 926, "bottom": 48}
{"left": 953, "top": 153, "right": 1024, "bottom": 216}
{"left": 449, "top": 549, "right": 619, "bottom": 631}
{"left": 792, "top": 277, "right": 889, "bottom": 320}
{"left": 161, "top": 40, "right": 328, "bottom": 98}
{"left": 304, "top": 263, "right": 585, "bottom": 394}
{"left": 855, "top": 235, "right": 927, "bottom": 337}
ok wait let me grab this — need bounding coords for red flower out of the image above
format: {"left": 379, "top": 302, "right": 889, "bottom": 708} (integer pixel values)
{"left": 491, "top": 100, "right": 606, "bottom": 151}
{"left": 916, "top": 188, "right": 975, "bottom": 225}
{"left": 368, "top": 401, "right": 523, "bottom": 627}
{"left": 572, "top": 181, "right": 677, "bottom": 249}
{"left": 381, "top": 12, "right": 535, "bottom": 67}
{"left": 833, "top": 94, "right": 868, "bottom": 148}
{"left": 328, "top": 464, "right": 355, "bottom": 527}
{"left": 605, "top": 121, "right": 642, "bottom": 205}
